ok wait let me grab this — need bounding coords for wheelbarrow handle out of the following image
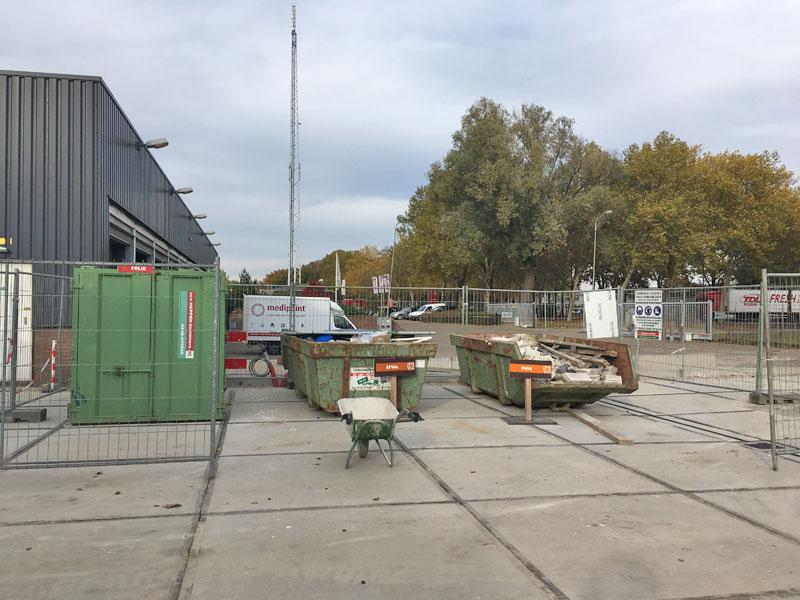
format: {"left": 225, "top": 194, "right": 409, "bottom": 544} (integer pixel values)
{"left": 396, "top": 409, "right": 423, "bottom": 424}
{"left": 340, "top": 413, "right": 353, "bottom": 425}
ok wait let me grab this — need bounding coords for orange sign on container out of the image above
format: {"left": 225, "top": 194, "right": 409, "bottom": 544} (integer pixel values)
{"left": 375, "top": 359, "right": 416, "bottom": 375}
{"left": 509, "top": 360, "right": 552, "bottom": 379}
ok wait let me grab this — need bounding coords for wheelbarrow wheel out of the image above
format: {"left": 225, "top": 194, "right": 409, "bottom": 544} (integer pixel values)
{"left": 358, "top": 440, "right": 369, "bottom": 459}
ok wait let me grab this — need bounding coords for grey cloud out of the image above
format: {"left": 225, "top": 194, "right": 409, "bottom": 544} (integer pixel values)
{"left": 3, "top": 0, "right": 799, "bottom": 278}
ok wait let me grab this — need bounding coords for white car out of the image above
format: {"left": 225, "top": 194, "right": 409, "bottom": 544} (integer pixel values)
{"left": 407, "top": 303, "right": 447, "bottom": 320}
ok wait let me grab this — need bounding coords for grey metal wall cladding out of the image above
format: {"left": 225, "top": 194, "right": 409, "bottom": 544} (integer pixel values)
{"left": 0, "top": 70, "right": 217, "bottom": 265}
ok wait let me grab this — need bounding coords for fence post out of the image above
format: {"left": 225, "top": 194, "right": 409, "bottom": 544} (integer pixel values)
{"left": 461, "top": 285, "right": 467, "bottom": 331}
{"left": 210, "top": 257, "right": 221, "bottom": 460}
{"left": 57, "top": 278, "right": 65, "bottom": 386}
{"left": 761, "top": 269, "right": 778, "bottom": 471}
{"left": 755, "top": 290, "right": 764, "bottom": 398}
{"left": 0, "top": 263, "right": 7, "bottom": 466}
{"left": 9, "top": 270, "right": 19, "bottom": 411}
{"left": 616, "top": 286, "right": 624, "bottom": 342}
{"left": 707, "top": 300, "right": 713, "bottom": 341}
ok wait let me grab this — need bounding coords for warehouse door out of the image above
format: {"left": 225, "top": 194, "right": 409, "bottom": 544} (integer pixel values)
{"left": 71, "top": 272, "right": 154, "bottom": 423}
{"left": 0, "top": 264, "right": 33, "bottom": 383}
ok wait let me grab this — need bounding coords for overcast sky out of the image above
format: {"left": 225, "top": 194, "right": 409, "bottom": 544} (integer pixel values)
{"left": 3, "top": 1, "right": 799, "bottom": 276}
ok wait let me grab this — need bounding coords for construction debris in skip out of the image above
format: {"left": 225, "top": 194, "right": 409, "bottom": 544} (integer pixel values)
{"left": 491, "top": 334, "right": 623, "bottom": 385}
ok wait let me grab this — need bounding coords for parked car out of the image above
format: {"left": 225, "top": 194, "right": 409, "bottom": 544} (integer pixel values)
{"left": 390, "top": 306, "right": 416, "bottom": 320}
{"left": 407, "top": 303, "right": 447, "bottom": 320}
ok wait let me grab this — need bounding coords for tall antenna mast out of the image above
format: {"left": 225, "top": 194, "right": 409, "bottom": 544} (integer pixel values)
{"left": 288, "top": 2, "right": 299, "bottom": 329}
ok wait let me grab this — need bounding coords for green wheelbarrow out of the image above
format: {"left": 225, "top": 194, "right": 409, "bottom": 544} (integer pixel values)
{"left": 337, "top": 397, "right": 423, "bottom": 469}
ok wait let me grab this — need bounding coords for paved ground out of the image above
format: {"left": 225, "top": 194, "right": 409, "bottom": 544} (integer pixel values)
{"left": 1, "top": 379, "right": 799, "bottom": 599}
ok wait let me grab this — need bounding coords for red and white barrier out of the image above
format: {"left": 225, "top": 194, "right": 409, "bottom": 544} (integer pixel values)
{"left": 50, "top": 339, "right": 57, "bottom": 390}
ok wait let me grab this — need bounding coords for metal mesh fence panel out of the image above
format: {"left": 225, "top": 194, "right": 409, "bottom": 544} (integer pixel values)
{"left": 621, "top": 286, "right": 762, "bottom": 390}
{"left": 223, "top": 279, "right": 771, "bottom": 396}
{"left": 0, "top": 260, "right": 220, "bottom": 469}
{"left": 762, "top": 271, "right": 800, "bottom": 468}
{"left": 225, "top": 282, "right": 465, "bottom": 372}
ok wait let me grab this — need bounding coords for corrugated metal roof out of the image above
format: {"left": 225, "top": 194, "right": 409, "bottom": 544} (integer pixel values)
{"left": 0, "top": 69, "right": 218, "bottom": 264}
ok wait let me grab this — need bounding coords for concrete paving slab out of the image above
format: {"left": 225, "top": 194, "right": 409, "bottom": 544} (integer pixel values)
{"left": 601, "top": 441, "right": 800, "bottom": 490}
{"left": 659, "top": 380, "right": 738, "bottom": 394}
{"left": 229, "top": 385, "right": 304, "bottom": 403}
{"left": 471, "top": 494, "right": 800, "bottom": 600}
{"left": 626, "top": 380, "right": 696, "bottom": 395}
{"left": 569, "top": 402, "right": 636, "bottom": 417}
{"left": 538, "top": 414, "right": 723, "bottom": 444}
{"left": 0, "top": 516, "right": 193, "bottom": 600}
{"left": 415, "top": 445, "right": 666, "bottom": 500}
{"left": 419, "top": 384, "right": 469, "bottom": 400}
{"left": 221, "top": 421, "right": 348, "bottom": 455}
{"left": 717, "top": 390, "right": 757, "bottom": 402}
{"left": 208, "top": 453, "right": 449, "bottom": 513}
{"left": 459, "top": 394, "right": 632, "bottom": 419}
{"left": 610, "top": 392, "right": 754, "bottom": 416}
{"left": 228, "top": 399, "right": 334, "bottom": 423}
{"left": 394, "top": 416, "right": 564, "bottom": 449}
{"left": 441, "top": 383, "right": 491, "bottom": 398}
{"left": 415, "top": 396, "right": 503, "bottom": 419}
{"left": 183, "top": 505, "right": 553, "bottom": 600}
{"left": 683, "top": 409, "right": 773, "bottom": 439}
{"left": 698, "top": 488, "right": 800, "bottom": 539}
{"left": 0, "top": 462, "right": 205, "bottom": 524}
{"left": 10, "top": 422, "right": 211, "bottom": 465}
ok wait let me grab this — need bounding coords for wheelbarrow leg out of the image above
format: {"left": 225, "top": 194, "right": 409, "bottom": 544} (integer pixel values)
{"left": 375, "top": 439, "right": 393, "bottom": 467}
{"left": 345, "top": 440, "right": 358, "bottom": 469}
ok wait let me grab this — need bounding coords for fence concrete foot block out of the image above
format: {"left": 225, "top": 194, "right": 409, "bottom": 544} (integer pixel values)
{"left": 2, "top": 408, "right": 47, "bottom": 422}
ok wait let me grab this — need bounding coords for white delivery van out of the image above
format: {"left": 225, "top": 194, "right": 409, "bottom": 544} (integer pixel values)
{"left": 243, "top": 295, "right": 357, "bottom": 354}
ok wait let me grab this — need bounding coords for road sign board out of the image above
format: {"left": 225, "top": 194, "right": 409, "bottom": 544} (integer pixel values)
{"left": 634, "top": 289, "right": 663, "bottom": 340}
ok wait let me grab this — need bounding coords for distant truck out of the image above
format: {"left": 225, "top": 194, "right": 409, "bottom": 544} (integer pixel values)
{"left": 697, "top": 288, "right": 800, "bottom": 321}
{"left": 243, "top": 295, "right": 356, "bottom": 354}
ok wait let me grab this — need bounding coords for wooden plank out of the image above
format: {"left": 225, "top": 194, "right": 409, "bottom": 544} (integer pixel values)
{"left": 538, "top": 344, "right": 587, "bottom": 368}
{"left": 569, "top": 408, "right": 633, "bottom": 445}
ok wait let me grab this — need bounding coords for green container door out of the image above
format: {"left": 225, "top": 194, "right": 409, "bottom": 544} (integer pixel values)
{"left": 70, "top": 268, "right": 224, "bottom": 425}
{"left": 70, "top": 272, "right": 154, "bottom": 423}
{"left": 151, "top": 272, "right": 223, "bottom": 421}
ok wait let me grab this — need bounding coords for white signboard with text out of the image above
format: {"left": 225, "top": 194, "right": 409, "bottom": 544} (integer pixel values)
{"left": 583, "top": 290, "right": 619, "bottom": 339}
{"left": 635, "top": 289, "right": 663, "bottom": 340}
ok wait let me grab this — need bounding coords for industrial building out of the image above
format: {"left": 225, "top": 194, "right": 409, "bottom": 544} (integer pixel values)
{"left": 0, "top": 69, "right": 218, "bottom": 385}
{"left": 0, "top": 69, "right": 217, "bottom": 266}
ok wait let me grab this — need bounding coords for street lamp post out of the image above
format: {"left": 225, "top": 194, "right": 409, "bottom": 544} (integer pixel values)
{"left": 592, "top": 209, "right": 613, "bottom": 290}
{"left": 388, "top": 220, "right": 401, "bottom": 312}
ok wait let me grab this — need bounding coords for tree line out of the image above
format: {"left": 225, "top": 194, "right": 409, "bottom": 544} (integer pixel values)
{"left": 251, "top": 98, "right": 800, "bottom": 291}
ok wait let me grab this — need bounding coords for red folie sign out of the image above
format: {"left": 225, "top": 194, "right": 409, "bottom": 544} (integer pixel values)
{"left": 117, "top": 264, "right": 154, "bottom": 274}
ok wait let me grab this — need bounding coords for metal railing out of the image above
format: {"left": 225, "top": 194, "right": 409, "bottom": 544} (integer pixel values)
{"left": 224, "top": 281, "right": 779, "bottom": 387}
{"left": 760, "top": 271, "right": 800, "bottom": 469}
{"left": 0, "top": 259, "right": 221, "bottom": 469}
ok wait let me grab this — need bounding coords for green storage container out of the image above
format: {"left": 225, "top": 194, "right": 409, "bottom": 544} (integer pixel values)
{"left": 69, "top": 267, "right": 225, "bottom": 424}
{"left": 281, "top": 334, "right": 437, "bottom": 413}
{"left": 451, "top": 333, "right": 638, "bottom": 408}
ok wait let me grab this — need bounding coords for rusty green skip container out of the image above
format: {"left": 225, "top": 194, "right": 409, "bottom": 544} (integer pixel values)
{"left": 281, "top": 334, "right": 437, "bottom": 413}
{"left": 451, "top": 333, "right": 638, "bottom": 408}
{"left": 69, "top": 267, "right": 225, "bottom": 424}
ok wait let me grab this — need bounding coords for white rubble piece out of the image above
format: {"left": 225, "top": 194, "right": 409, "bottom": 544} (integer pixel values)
{"left": 562, "top": 372, "right": 593, "bottom": 383}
